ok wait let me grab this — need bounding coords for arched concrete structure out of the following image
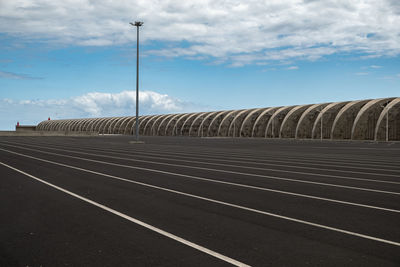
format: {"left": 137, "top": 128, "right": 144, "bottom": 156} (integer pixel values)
{"left": 375, "top": 98, "right": 400, "bottom": 141}
{"left": 218, "top": 110, "right": 242, "bottom": 137}
{"left": 150, "top": 114, "right": 170, "bottom": 136}
{"left": 139, "top": 116, "right": 154, "bottom": 135}
{"left": 331, "top": 100, "right": 370, "bottom": 140}
{"left": 156, "top": 114, "right": 176, "bottom": 136}
{"left": 189, "top": 112, "right": 213, "bottom": 137}
{"left": 251, "top": 107, "right": 278, "bottom": 138}
{"left": 280, "top": 105, "right": 312, "bottom": 138}
{"left": 116, "top": 117, "right": 132, "bottom": 134}
{"left": 36, "top": 97, "right": 400, "bottom": 141}
{"left": 103, "top": 117, "right": 121, "bottom": 134}
{"left": 352, "top": 98, "right": 396, "bottom": 140}
{"left": 143, "top": 115, "right": 162, "bottom": 136}
{"left": 197, "top": 111, "right": 225, "bottom": 137}
{"left": 95, "top": 117, "right": 112, "bottom": 133}
{"left": 172, "top": 113, "right": 192, "bottom": 136}
{"left": 311, "top": 102, "right": 349, "bottom": 139}
{"left": 112, "top": 117, "right": 129, "bottom": 134}
{"left": 228, "top": 109, "right": 255, "bottom": 137}
{"left": 165, "top": 114, "right": 187, "bottom": 136}
{"left": 240, "top": 108, "right": 264, "bottom": 137}
{"left": 181, "top": 113, "right": 205, "bottom": 136}
{"left": 208, "top": 110, "right": 231, "bottom": 137}
{"left": 263, "top": 106, "right": 293, "bottom": 138}
{"left": 295, "top": 103, "right": 330, "bottom": 139}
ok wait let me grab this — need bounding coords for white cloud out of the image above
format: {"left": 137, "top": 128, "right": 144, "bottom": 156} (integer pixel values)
{"left": 1, "top": 0, "right": 400, "bottom": 66}
{"left": 355, "top": 72, "right": 369, "bottom": 76}
{"left": 286, "top": 66, "right": 299, "bottom": 70}
{"left": 0, "top": 90, "right": 208, "bottom": 130}
{"left": 370, "top": 65, "right": 383, "bottom": 69}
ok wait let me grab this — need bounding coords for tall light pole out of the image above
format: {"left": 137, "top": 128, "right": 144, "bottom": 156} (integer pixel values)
{"left": 130, "top": 21, "right": 143, "bottom": 141}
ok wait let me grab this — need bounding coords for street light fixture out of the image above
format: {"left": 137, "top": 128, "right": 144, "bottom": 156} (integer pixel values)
{"left": 130, "top": 21, "right": 143, "bottom": 142}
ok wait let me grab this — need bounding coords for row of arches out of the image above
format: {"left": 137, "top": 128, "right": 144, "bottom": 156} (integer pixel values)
{"left": 37, "top": 97, "right": 400, "bottom": 141}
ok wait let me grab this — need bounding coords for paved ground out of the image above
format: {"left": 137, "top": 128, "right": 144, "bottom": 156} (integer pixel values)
{"left": 0, "top": 136, "right": 399, "bottom": 266}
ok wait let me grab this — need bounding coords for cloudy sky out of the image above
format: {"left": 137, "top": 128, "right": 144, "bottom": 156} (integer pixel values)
{"left": 0, "top": 0, "right": 399, "bottom": 130}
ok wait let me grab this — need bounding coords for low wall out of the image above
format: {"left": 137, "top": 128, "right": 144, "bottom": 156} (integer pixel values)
{"left": 0, "top": 131, "right": 99, "bottom": 137}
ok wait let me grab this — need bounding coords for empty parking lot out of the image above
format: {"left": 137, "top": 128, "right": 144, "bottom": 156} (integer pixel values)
{"left": 0, "top": 136, "right": 399, "bottom": 266}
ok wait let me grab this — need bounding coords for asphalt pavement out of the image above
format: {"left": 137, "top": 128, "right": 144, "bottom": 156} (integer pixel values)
{"left": 0, "top": 136, "right": 399, "bottom": 266}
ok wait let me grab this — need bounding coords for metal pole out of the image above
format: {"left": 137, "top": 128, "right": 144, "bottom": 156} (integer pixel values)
{"left": 130, "top": 21, "right": 143, "bottom": 141}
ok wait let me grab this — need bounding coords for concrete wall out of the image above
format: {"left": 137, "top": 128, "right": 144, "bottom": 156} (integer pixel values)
{"left": 36, "top": 97, "right": 400, "bottom": 141}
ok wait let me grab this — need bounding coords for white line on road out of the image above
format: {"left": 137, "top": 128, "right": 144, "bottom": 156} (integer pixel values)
{"left": 0, "top": 161, "right": 250, "bottom": 267}
{"left": 1, "top": 147, "right": 398, "bottom": 213}
{"left": 1, "top": 151, "right": 399, "bottom": 248}
{"left": 9, "top": 140, "right": 399, "bottom": 184}
{"left": 1, "top": 144, "right": 399, "bottom": 196}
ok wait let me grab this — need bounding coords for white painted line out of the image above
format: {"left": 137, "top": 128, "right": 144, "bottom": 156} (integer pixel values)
{"left": 9, "top": 139, "right": 400, "bottom": 170}
{"left": 1, "top": 147, "right": 398, "bottom": 213}
{"left": 1, "top": 144, "right": 399, "bottom": 196}
{"left": 1, "top": 153, "right": 399, "bottom": 248}
{"left": 4, "top": 140, "right": 400, "bottom": 181}
{"left": 0, "top": 161, "right": 249, "bottom": 267}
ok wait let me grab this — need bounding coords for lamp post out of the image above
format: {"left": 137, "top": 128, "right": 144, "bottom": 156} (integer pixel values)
{"left": 130, "top": 21, "right": 143, "bottom": 142}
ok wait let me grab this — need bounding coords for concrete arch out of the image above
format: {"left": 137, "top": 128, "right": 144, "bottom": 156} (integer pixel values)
{"left": 280, "top": 105, "right": 312, "bottom": 138}
{"left": 79, "top": 119, "right": 92, "bottom": 131}
{"left": 49, "top": 120, "right": 62, "bottom": 131}
{"left": 107, "top": 117, "right": 124, "bottom": 134}
{"left": 331, "top": 100, "right": 370, "bottom": 140}
{"left": 228, "top": 109, "right": 255, "bottom": 137}
{"left": 143, "top": 115, "right": 162, "bottom": 135}
{"left": 124, "top": 116, "right": 144, "bottom": 135}
{"left": 208, "top": 110, "right": 231, "bottom": 137}
{"left": 188, "top": 112, "right": 213, "bottom": 137}
{"left": 197, "top": 111, "right": 224, "bottom": 137}
{"left": 375, "top": 98, "right": 400, "bottom": 141}
{"left": 251, "top": 107, "right": 278, "bottom": 137}
{"left": 58, "top": 120, "right": 71, "bottom": 131}
{"left": 311, "top": 102, "right": 350, "bottom": 139}
{"left": 150, "top": 114, "right": 171, "bottom": 136}
{"left": 165, "top": 113, "right": 188, "bottom": 136}
{"left": 181, "top": 113, "right": 205, "bottom": 136}
{"left": 43, "top": 120, "right": 55, "bottom": 131}
{"left": 218, "top": 110, "right": 242, "bottom": 137}
{"left": 171, "top": 113, "right": 192, "bottom": 136}
{"left": 263, "top": 106, "right": 293, "bottom": 138}
{"left": 75, "top": 119, "right": 89, "bottom": 132}
{"left": 36, "top": 121, "right": 46, "bottom": 130}
{"left": 94, "top": 117, "right": 111, "bottom": 133}
{"left": 43, "top": 120, "right": 54, "bottom": 131}
{"left": 85, "top": 118, "right": 102, "bottom": 132}
{"left": 101, "top": 118, "right": 117, "bottom": 134}
{"left": 352, "top": 98, "right": 396, "bottom": 140}
{"left": 117, "top": 117, "right": 132, "bottom": 134}
{"left": 68, "top": 120, "right": 82, "bottom": 131}
{"left": 295, "top": 103, "right": 330, "bottom": 139}
{"left": 157, "top": 114, "right": 177, "bottom": 136}
{"left": 112, "top": 117, "right": 130, "bottom": 134}
{"left": 98, "top": 118, "right": 115, "bottom": 134}
{"left": 138, "top": 116, "right": 154, "bottom": 135}
{"left": 239, "top": 108, "right": 264, "bottom": 137}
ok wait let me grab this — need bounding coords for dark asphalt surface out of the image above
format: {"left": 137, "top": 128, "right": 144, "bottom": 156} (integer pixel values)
{"left": 0, "top": 136, "right": 399, "bottom": 266}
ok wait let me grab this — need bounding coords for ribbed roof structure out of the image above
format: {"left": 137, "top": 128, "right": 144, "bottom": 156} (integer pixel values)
{"left": 37, "top": 97, "right": 400, "bottom": 141}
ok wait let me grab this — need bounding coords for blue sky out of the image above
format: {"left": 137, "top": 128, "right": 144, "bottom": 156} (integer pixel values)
{"left": 0, "top": 0, "right": 399, "bottom": 130}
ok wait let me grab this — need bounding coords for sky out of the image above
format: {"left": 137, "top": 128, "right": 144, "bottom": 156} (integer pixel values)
{"left": 0, "top": 0, "right": 399, "bottom": 130}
